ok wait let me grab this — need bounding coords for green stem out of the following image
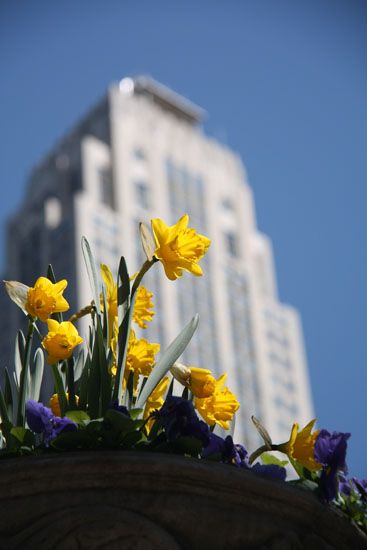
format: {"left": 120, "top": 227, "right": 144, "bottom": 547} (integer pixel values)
{"left": 66, "top": 357, "right": 77, "bottom": 409}
{"left": 16, "top": 317, "right": 35, "bottom": 427}
{"left": 67, "top": 304, "right": 95, "bottom": 324}
{"left": 112, "top": 258, "right": 156, "bottom": 404}
{"left": 248, "top": 444, "right": 280, "bottom": 465}
{"left": 50, "top": 363, "right": 68, "bottom": 417}
{"left": 131, "top": 258, "right": 157, "bottom": 297}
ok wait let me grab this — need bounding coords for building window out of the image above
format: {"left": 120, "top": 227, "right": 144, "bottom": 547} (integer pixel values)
{"left": 133, "top": 147, "right": 146, "bottom": 161}
{"left": 135, "top": 181, "right": 150, "bottom": 209}
{"left": 222, "top": 197, "right": 234, "bottom": 211}
{"left": 44, "top": 196, "right": 62, "bottom": 229}
{"left": 225, "top": 232, "right": 238, "bottom": 257}
{"left": 98, "top": 167, "right": 114, "bottom": 209}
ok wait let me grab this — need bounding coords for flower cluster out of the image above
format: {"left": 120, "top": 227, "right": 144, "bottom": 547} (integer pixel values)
{"left": 26, "top": 400, "right": 77, "bottom": 446}
{"left": 1, "top": 214, "right": 365, "bottom": 533}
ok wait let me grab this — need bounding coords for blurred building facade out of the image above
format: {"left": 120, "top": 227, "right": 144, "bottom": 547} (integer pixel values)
{"left": 0, "top": 76, "right": 314, "bottom": 448}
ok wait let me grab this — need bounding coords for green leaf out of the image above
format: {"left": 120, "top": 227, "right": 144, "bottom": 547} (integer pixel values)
{"left": 136, "top": 314, "right": 199, "bottom": 408}
{"left": 85, "top": 419, "right": 103, "bottom": 436}
{"left": 101, "top": 283, "right": 109, "bottom": 345}
{"left": 181, "top": 386, "right": 189, "bottom": 400}
{"left": 0, "top": 386, "right": 12, "bottom": 435}
{"left": 117, "top": 256, "right": 130, "bottom": 325}
{"left": 16, "top": 319, "right": 35, "bottom": 427}
{"left": 120, "top": 430, "right": 145, "bottom": 449}
{"left": 104, "top": 409, "right": 139, "bottom": 434}
{"left": 74, "top": 348, "right": 85, "bottom": 382}
{"left": 261, "top": 452, "right": 289, "bottom": 467}
{"left": 112, "top": 297, "right": 136, "bottom": 402}
{"left": 14, "top": 330, "right": 25, "bottom": 388}
{"left": 65, "top": 410, "right": 90, "bottom": 425}
{"left": 96, "top": 316, "right": 112, "bottom": 416}
{"left": 229, "top": 414, "right": 236, "bottom": 438}
{"left": 4, "top": 368, "right": 14, "bottom": 422}
{"left": 81, "top": 236, "right": 101, "bottom": 316}
{"left": 10, "top": 427, "right": 35, "bottom": 448}
{"left": 78, "top": 353, "right": 90, "bottom": 410}
{"left": 88, "top": 326, "right": 101, "bottom": 419}
{"left": 129, "top": 408, "right": 143, "bottom": 420}
{"left": 51, "top": 430, "right": 96, "bottom": 451}
{"left": 10, "top": 426, "right": 27, "bottom": 443}
{"left": 29, "top": 348, "right": 44, "bottom": 402}
{"left": 173, "top": 435, "right": 203, "bottom": 457}
{"left": 288, "top": 457, "right": 315, "bottom": 480}
{"left": 50, "top": 363, "right": 67, "bottom": 417}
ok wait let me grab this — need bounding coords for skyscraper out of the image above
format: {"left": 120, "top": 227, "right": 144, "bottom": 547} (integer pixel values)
{"left": 0, "top": 76, "right": 314, "bottom": 449}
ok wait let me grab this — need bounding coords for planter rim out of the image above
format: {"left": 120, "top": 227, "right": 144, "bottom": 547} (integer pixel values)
{"left": 0, "top": 450, "right": 366, "bottom": 549}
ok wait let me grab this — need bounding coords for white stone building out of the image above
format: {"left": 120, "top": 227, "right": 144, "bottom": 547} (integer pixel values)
{"left": 0, "top": 76, "right": 314, "bottom": 449}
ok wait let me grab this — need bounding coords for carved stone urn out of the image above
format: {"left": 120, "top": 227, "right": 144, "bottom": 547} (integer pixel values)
{"left": 0, "top": 451, "right": 365, "bottom": 549}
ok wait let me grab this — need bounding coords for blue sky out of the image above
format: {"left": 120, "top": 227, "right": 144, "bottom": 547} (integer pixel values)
{"left": 0, "top": 1, "right": 366, "bottom": 476}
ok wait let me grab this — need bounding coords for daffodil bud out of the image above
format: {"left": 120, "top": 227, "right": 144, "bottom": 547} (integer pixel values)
{"left": 170, "top": 362, "right": 191, "bottom": 386}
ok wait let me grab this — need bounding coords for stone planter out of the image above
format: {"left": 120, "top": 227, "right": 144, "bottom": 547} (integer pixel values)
{"left": 0, "top": 451, "right": 365, "bottom": 549}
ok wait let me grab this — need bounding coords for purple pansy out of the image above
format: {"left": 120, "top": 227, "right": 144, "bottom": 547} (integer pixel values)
{"left": 26, "top": 399, "right": 77, "bottom": 446}
{"left": 203, "top": 433, "right": 287, "bottom": 481}
{"left": 314, "top": 429, "right": 351, "bottom": 502}
{"left": 352, "top": 477, "right": 367, "bottom": 500}
{"left": 252, "top": 462, "right": 287, "bottom": 481}
{"left": 339, "top": 476, "right": 367, "bottom": 500}
{"left": 203, "top": 433, "right": 247, "bottom": 465}
{"left": 156, "top": 396, "right": 210, "bottom": 446}
{"left": 339, "top": 475, "right": 353, "bottom": 497}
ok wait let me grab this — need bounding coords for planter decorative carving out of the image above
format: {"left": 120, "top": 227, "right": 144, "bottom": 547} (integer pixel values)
{"left": 0, "top": 451, "right": 365, "bottom": 549}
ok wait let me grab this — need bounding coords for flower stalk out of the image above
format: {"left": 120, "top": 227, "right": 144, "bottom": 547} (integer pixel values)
{"left": 67, "top": 304, "right": 95, "bottom": 323}
{"left": 249, "top": 444, "right": 280, "bottom": 465}
{"left": 66, "top": 357, "right": 77, "bottom": 409}
{"left": 131, "top": 258, "right": 157, "bottom": 298}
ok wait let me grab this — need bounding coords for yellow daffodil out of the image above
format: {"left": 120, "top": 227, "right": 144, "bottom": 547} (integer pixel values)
{"left": 100, "top": 264, "right": 118, "bottom": 318}
{"left": 143, "top": 376, "right": 169, "bottom": 433}
{"left": 49, "top": 392, "right": 79, "bottom": 416}
{"left": 42, "top": 319, "right": 83, "bottom": 365}
{"left": 133, "top": 285, "right": 155, "bottom": 328}
{"left": 100, "top": 264, "right": 118, "bottom": 345}
{"left": 124, "top": 329, "right": 160, "bottom": 391}
{"left": 151, "top": 214, "right": 211, "bottom": 280}
{"left": 195, "top": 374, "right": 240, "bottom": 430}
{"left": 101, "top": 265, "right": 154, "bottom": 338}
{"left": 25, "top": 277, "right": 69, "bottom": 322}
{"left": 171, "top": 363, "right": 216, "bottom": 398}
{"left": 278, "top": 419, "right": 322, "bottom": 471}
{"left": 188, "top": 367, "right": 216, "bottom": 398}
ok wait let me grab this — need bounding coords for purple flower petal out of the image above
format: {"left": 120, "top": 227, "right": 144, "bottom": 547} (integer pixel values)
{"left": 314, "top": 430, "right": 351, "bottom": 501}
{"left": 26, "top": 400, "right": 53, "bottom": 433}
